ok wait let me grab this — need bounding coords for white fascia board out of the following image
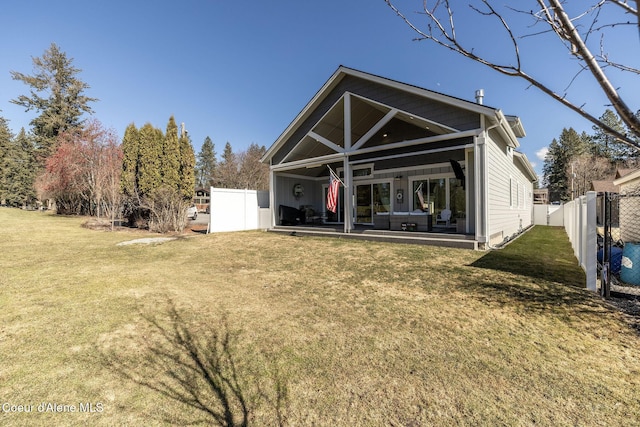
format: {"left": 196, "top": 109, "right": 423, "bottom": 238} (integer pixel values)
{"left": 505, "top": 114, "right": 526, "bottom": 138}
{"left": 613, "top": 168, "right": 640, "bottom": 186}
{"left": 492, "top": 110, "right": 520, "bottom": 149}
{"left": 514, "top": 151, "right": 538, "bottom": 182}
{"left": 261, "top": 67, "right": 348, "bottom": 163}
{"left": 270, "top": 152, "right": 345, "bottom": 172}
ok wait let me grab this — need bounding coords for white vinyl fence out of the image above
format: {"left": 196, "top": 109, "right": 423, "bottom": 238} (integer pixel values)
{"left": 533, "top": 204, "right": 564, "bottom": 226}
{"left": 208, "top": 188, "right": 270, "bottom": 233}
{"left": 533, "top": 192, "right": 597, "bottom": 292}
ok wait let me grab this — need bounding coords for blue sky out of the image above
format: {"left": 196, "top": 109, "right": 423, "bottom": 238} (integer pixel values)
{"left": 1, "top": 1, "right": 638, "bottom": 177}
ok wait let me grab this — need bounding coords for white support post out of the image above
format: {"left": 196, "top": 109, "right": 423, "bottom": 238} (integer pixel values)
{"left": 474, "top": 134, "right": 488, "bottom": 244}
{"left": 344, "top": 93, "right": 352, "bottom": 150}
{"left": 343, "top": 93, "right": 353, "bottom": 233}
{"left": 343, "top": 158, "right": 353, "bottom": 233}
{"left": 269, "top": 168, "right": 276, "bottom": 228}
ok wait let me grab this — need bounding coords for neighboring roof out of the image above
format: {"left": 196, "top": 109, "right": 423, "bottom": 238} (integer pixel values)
{"left": 615, "top": 168, "right": 636, "bottom": 179}
{"left": 613, "top": 167, "right": 640, "bottom": 187}
{"left": 262, "top": 66, "right": 525, "bottom": 163}
{"left": 590, "top": 180, "right": 619, "bottom": 193}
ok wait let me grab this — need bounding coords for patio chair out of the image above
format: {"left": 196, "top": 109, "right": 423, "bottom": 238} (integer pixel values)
{"left": 435, "top": 209, "right": 451, "bottom": 226}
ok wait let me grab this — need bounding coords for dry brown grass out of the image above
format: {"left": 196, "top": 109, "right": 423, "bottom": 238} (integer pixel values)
{"left": 1, "top": 208, "right": 640, "bottom": 426}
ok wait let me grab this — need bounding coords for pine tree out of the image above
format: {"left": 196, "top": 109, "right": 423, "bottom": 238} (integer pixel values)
{"left": 592, "top": 109, "right": 633, "bottom": 162}
{"left": 543, "top": 128, "right": 590, "bottom": 202}
{"left": 10, "top": 43, "right": 96, "bottom": 163}
{"left": 195, "top": 136, "right": 217, "bottom": 188}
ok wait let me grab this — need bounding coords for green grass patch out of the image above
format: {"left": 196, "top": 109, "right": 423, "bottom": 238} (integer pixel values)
{"left": 1, "top": 208, "right": 639, "bottom": 426}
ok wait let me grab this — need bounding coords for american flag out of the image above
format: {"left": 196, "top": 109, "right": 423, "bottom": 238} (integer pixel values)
{"left": 326, "top": 172, "right": 340, "bottom": 213}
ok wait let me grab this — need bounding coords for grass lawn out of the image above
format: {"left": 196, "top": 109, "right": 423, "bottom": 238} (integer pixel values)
{"left": 1, "top": 208, "right": 639, "bottom": 426}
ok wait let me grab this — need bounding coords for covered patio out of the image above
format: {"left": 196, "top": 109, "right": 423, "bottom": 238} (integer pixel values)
{"left": 261, "top": 67, "right": 536, "bottom": 249}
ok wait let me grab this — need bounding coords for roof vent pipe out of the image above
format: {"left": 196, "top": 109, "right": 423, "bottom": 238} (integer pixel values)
{"left": 475, "top": 89, "right": 484, "bottom": 105}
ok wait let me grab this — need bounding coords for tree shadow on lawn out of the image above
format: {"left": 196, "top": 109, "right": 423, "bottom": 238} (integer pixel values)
{"left": 100, "top": 299, "right": 289, "bottom": 426}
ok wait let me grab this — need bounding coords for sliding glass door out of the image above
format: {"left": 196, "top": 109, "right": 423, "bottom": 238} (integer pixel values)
{"left": 324, "top": 180, "right": 391, "bottom": 225}
{"left": 412, "top": 177, "right": 466, "bottom": 228}
{"left": 355, "top": 182, "right": 391, "bottom": 224}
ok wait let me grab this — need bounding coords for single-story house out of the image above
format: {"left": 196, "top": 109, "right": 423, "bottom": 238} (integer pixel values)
{"left": 261, "top": 66, "right": 537, "bottom": 249}
{"left": 194, "top": 187, "right": 211, "bottom": 213}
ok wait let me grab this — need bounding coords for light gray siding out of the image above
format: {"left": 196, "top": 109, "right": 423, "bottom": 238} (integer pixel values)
{"left": 486, "top": 131, "right": 533, "bottom": 245}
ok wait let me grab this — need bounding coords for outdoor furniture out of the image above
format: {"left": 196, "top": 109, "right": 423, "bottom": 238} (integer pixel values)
{"left": 436, "top": 209, "right": 451, "bottom": 226}
{"left": 389, "top": 212, "right": 432, "bottom": 232}
{"left": 373, "top": 212, "right": 390, "bottom": 229}
{"left": 278, "top": 205, "right": 304, "bottom": 225}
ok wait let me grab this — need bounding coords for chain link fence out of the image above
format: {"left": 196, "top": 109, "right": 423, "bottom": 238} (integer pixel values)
{"left": 599, "top": 185, "right": 640, "bottom": 297}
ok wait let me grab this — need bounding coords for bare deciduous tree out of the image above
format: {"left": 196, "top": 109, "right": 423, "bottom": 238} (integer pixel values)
{"left": 567, "top": 153, "right": 613, "bottom": 198}
{"left": 385, "top": 0, "right": 640, "bottom": 149}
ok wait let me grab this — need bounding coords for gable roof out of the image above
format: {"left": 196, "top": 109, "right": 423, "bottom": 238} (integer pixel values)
{"left": 613, "top": 167, "right": 640, "bottom": 187}
{"left": 262, "top": 66, "right": 525, "bottom": 163}
{"left": 590, "top": 180, "right": 619, "bottom": 193}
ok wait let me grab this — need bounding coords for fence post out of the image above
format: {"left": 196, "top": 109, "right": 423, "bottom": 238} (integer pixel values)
{"left": 585, "top": 192, "right": 597, "bottom": 292}
{"left": 602, "top": 192, "right": 611, "bottom": 298}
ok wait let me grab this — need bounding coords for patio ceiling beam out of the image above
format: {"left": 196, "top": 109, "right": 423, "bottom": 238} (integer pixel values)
{"left": 307, "top": 131, "right": 344, "bottom": 154}
{"left": 349, "top": 92, "right": 460, "bottom": 134}
{"left": 270, "top": 152, "right": 345, "bottom": 172}
{"left": 350, "top": 128, "right": 482, "bottom": 158}
{"left": 350, "top": 142, "right": 474, "bottom": 165}
{"left": 351, "top": 108, "right": 398, "bottom": 151}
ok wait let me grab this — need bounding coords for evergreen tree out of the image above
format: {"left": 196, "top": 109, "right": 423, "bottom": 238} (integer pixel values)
{"left": 161, "top": 116, "right": 181, "bottom": 190}
{"left": 7, "top": 129, "right": 37, "bottom": 207}
{"left": 137, "top": 124, "right": 164, "bottom": 197}
{"left": 0, "top": 117, "right": 14, "bottom": 205}
{"left": 178, "top": 128, "right": 196, "bottom": 200}
{"left": 592, "top": 109, "right": 634, "bottom": 162}
{"left": 543, "top": 128, "right": 590, "bottom": 202}
{"left": 120, "top": 119, "right": 195, "bottom": 232}
{"left": 195, "top": 136, "right": 217, "bottom": 188}
{"left": 216, "top": 142, "right": 238, "bottom": 188}
{"left": 121, "top": 123, "right": 140, "bottom": 200}
{"left": 10, "top": 43, "right": 97, "bottom": 163}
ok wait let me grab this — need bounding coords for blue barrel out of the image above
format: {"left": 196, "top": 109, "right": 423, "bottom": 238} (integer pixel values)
{"left": 598, "top": 247, "right": 623, "bottom": 275}
{"left": 621, "top": 243, "right": 640, "bottom": 286}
